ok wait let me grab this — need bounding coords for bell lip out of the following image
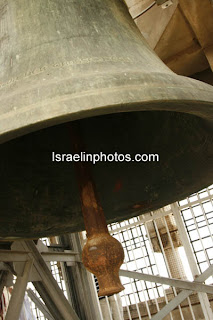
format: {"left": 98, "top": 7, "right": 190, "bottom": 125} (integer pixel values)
{"left": 1, "top": 77, "right": 213, "bottom": 144}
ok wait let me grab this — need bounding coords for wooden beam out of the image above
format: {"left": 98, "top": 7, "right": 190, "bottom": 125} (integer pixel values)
{"left": 179, "top": 0, "right": 213, "bottom": 70}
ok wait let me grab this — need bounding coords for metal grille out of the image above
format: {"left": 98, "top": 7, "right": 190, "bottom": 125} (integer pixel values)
{"left": 109, "top": 219, "right": 169, "bottom": 305}
{"left": 27, "top": 185, "right": 213, "bottom": 320}
{"left": 179, "top": 185, "right": 213, "bottom": 282}
{"left": 96, "top": 185, "right": 213, "bottom": 320}
{"left": 106, "top": 214, "right": 185, "bottom": 319}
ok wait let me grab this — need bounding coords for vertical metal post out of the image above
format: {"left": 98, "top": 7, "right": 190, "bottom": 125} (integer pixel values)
{"left": 86, "top": 273, "right": 104, "bottom": 320}
{"left": 162, "top": 215, "right": 195, "bottom": 319}
{"left": 115, "top": 231, "right": 143, "bottom": 320}
{"left": 172, "top": 202, "right": 213, "bottom": 320}
{"left": 152, "top": 217, "right": 177, "bottom": 320}
{"left": 125, "top": 227, "right": 151, "bottom": 319}
{"left": 69, "top": 233, "right": 105, "bottom": 320}
{"left": 112, "top": 294, "right": 123, "bottom": 320}
{"left": 5, "top": 259, "right": 33, "bottom": 320}
{"left": 133, "top": 223, "right": 160, "bottom": 312}
{"left": 144, "top": 222, "right": 171, "bottom": 309}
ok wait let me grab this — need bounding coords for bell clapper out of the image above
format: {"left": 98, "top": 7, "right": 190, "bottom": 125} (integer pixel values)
{"left": 70, "top": 123, "right": 124, "bottom": 297}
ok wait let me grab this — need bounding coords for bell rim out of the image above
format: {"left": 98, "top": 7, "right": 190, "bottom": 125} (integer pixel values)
{"left": 1, "top": 80, "right": 213, "bottom": 144}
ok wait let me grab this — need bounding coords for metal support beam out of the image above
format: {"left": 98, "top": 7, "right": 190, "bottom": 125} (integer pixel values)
{"left": 59, "top": 233, "right": 104, "bottom": 320}
{"left": 0, "top": 250, "right": 78, "bottom": 263}
{"left": 109, "top": 209, "right": 171, "bottom": 234}
{"left": 1, "top": 236, "right": 101, "bottom": 320}
{"left": 41, "top": 251, "right": 80, "bottom": 263}
{"left": 119, "top": 269, "right": 213, "bottom": 294}
{"left": 151, "top": 264, "right": 213, "bottom": 320}
{"left": 5, "top": 259, "right": 33, "bottom": 320}
{"left": 27, "top": 288, "right": 54, "bottom": 320}
{"left": 33, "top": 281, "right": 63, "bottom": 320}
{"left": 20, "top": 241, "right": 80, "bottom": 320}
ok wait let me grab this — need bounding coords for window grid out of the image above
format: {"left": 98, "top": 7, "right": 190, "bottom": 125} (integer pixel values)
{"left": 108, "top": 218, "right": 170, "bottom": 306}
{"left": 178, "top": 184, "right": 213, "bottom": 283}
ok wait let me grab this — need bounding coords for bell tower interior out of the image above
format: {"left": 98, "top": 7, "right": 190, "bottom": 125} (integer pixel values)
{"left": 0, "top": 1, "right": 213, "bottom": 319}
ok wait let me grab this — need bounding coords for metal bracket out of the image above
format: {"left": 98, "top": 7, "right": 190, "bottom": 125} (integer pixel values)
{"left": 156, "top": 0, "right": 173, "bottom": 9}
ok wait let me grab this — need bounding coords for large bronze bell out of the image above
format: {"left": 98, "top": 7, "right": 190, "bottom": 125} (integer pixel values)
{"left": 0, "top": 0, "right": 213, "bottom": 295}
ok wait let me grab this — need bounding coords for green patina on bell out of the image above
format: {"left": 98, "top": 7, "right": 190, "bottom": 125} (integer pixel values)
{"left": 0, "top": 0, "right": 213, "bottom": 239}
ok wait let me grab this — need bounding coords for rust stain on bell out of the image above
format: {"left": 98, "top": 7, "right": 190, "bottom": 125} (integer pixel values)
{"left": 113, "top": 180, "right": 123, "bottom": 192}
